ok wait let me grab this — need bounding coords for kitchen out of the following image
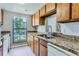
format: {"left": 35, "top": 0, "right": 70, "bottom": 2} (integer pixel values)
{"left": 0, "top": 3, "right": 79, "bottom": 56}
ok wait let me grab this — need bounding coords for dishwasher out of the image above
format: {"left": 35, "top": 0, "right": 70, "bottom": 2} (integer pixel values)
{"left": 48, "top": 43, "right": 76, "bottom": 56}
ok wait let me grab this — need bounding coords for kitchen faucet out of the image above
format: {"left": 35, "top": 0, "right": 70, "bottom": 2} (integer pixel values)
{"left": 46, "top": 25, "right": 52, "bottom": 37}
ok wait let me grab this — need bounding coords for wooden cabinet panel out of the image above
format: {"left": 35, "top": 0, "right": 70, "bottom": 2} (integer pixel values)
{"left": 35, "top": 11, "right": 39, "bottom": 25}
{"left": 31, "top": 15, "right": 35, "bottom": 26}
{"left": 0, "top": 47, "right": 2, "bottom": 56}
{"left": 35, "top": 11, "right": 39, "bottom": 19}
{"left": 0, "top": 9, "right": 3, "bottom": 26}
{"left": 57, "top": 3, "right": 70, "bottom": 22}
{"left": 40, "top": 5, "right": 46, "bottom": 17}
{"left": 27, "top": 34, "right": 34, "bottom": 50}
{"left": 57, "top": 3, "right": 62, "bottom": 21}
{"left": 34, "top": 37, "right": 40, "bottom": 56}
{"left": 46, "top": 3, "right": 55, "bottom": 13}
{"left": 40, "top": 44, "right": 47, "bottom": 56}
{"left": 40, "top": 39, "right": 47, "bottom": 56}
{"left": 72, "top": 3, "right": 79, "bottom": 20}
{"left": 30, "top": 38, "right": 34, "bottom": 50}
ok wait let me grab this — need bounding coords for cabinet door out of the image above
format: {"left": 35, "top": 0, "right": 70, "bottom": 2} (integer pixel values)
{"left": 57, "top": 3, "right": 62, "bottom": 22}
{"left": 27, "top": 34, "right": 33, "bottom": 50}
{"left": 33, "top": 37, "right": 40, "bottom": 56}
{"left": 27, "top": 34, "right": 30, "bottom": 46}
{"left": 0, "top": 9, "right": 3, "bottom": 25}
{"left": 40, "top": 40, "right": 47, "bottom": 56}
{"left": 57, "top": 3, "right": 70, "bottom": 22}
{"left": 46, "top": 3, "right": 55, "bottom": 13}
{"left": 30, "top": 36, "right": 34, "bottom": 50}
{"left": 35, "top": 11, "right": 39, "bottom": 25}
{"left": 40, "top": 5, "right": 46, "bottom": 17}
{"left": 40, "top": 44, "right": 47, "bottom": 56}
{"left": 31, "top": 15, "right": 35, "bottom": 26}
{"left": 72, "top": 3, "right": 79, "bottom": 20}
{"left": 0, "top": 47, "right": 2, "bottom": 56}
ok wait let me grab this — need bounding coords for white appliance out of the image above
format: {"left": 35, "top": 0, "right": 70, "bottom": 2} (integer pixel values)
{"left": 3, "top": 34, "right": 10, "bottom": 56}
{"left": 48, "top": 43, "right": 76, "bottom": 56}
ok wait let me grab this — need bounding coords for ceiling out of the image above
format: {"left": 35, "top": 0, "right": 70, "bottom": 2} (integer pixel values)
{"left": 0, "top": 3, "right": 46, "bottom": 15}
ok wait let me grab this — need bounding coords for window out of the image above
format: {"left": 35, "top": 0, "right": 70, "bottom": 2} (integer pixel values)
{"left": 13, "top": 16, "right": 27, "bottom": 44}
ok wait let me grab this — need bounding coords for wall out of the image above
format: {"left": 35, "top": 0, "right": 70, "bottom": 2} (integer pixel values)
{"left": 1, "top": 10, "right": 35, "bottom": 45}
{"left": 2, "top": 10, "right": 35, "bottom": 31}
{"left": 45, "top": 14, "right": 56, "bottom": 32}
{"left": 60, "top": 22, "right": 79, "bottom": 36}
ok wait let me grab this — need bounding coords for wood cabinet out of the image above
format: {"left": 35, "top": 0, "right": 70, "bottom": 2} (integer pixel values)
{"left": 34, "top": 11, "right": 39, "bottom": 25}
{"left": 46, "top": 3, "right": 55, "bottom": 13}
{"left": 40, "top": 39, "right": 47, "bottom": 56}
{"left": 27, "top": 34, "right": 34, "bottom": 50}
{"left": 0, "top": 47, "right": 2, "bottom": 56}
{"left": 31, "top": 11, "right": 40, "bottom": 26}
{"left": 72, "top": 3, "right": 79, "bottom": 20}
{"left": 0, "top": 9, "right": 3, "bottom": 26}
{"left": 33, "top": 37, "right": 40, "bottom": 56}
{"left": 40, "top": 5, "right": 46, "bottom": 17}
{"left": 57, "top": 3, "right": 70, "bottom": 22}
{"left": 31, "top": 15, "right": 35, "bottom": 26}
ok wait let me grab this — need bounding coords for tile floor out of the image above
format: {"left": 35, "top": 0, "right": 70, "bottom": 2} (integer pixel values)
{"left": 8, "top": 45, "right": 35, "bottom": 56}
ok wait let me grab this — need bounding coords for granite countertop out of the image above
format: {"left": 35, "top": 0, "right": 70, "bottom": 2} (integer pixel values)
{"left": 28, "top": 32, "right": 79, "bottom": 55}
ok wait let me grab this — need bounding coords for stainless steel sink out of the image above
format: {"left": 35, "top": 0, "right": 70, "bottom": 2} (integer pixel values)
{"left": 37, "top": 34, "right": 54, "bottom": 39}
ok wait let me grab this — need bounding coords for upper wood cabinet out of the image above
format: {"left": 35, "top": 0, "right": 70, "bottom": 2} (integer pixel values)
{"left": 0, "top": 9, "right": 3, "bottom": 26}
{"left": 35, "top": 11, "right": 39, "bottom": 25}
{"left": 31, "top": 15, "right": 35, "bottom": 26}
{"left": 35, "top": 11, "right": 39, "bottom": 19}
{"left": 72, "top": 3, "right": 79, "bottom": 20}
{"left": 40, "top": 5, "right": 46, "bottom": 17}
{"left": 57, "top": 3, "right": 70, "bottom": 22}
{"left": 46, "top": 3, "right": 55, "bottom": 13}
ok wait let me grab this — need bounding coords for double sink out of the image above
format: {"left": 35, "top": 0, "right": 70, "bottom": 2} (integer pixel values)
{"left": 37, "top": 34, "right": 54, "bottom": 39}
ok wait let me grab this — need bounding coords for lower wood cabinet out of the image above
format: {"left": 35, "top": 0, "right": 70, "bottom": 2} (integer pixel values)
{"left": 27, "top": 34, "right": 34, "bottom": 50}
{"left": 40, "top": 44, "right": 47, "bottom": 56}
{"left": 33, "top": 37, "right": 40, "bottom": 56}
{"left": 0, "top": 47, "right": 3, "bottom": 56}
{"left": 40, "top": 39, "right": 48, "bottom": 56}
{"left": 28, "top": 34, "right": 48, "bottom": 56}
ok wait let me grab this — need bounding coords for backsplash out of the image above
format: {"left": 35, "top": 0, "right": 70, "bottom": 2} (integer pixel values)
{"left": 60, "top": 22, "right": 79, "bottom": 36}
{"left": 56, "top": 23, "right": 61, "bottom": 33}
{"left": 55, "top": 22, "right": 79, "bottom": 42}
{"left": 45, "top": 14, "right": 56, "bottom": 33}
{"left": 53, "top": 32, "right": 79, "bottom": 42}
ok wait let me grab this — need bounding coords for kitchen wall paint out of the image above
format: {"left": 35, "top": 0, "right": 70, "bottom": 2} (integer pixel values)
{"left": 1, "top": 10, "right": 35, "bottom": 45}
{"left": 2, "top": 10, "right": 35, "bottom": 31}
{"left": 45, "top": 14, "right": 56, "bottom": 32}
{"left": 0, "top": 27, "right": 1, "bottom": 40}
{"left": 60, "top": 22, "right": 79, "bottom": 36}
